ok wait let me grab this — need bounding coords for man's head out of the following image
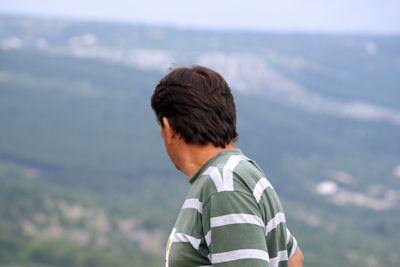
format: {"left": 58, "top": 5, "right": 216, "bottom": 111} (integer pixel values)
{"left": 151, "top": 65, "right": 238, "bottom": 148}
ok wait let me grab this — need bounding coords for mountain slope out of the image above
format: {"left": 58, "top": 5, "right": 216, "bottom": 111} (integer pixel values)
{"left": 0, "top": 16, "right": 399, "bottom": 266}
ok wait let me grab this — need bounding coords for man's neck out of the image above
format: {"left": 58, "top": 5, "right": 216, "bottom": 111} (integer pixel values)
{"left": 180, "top": 142, "right": 236, "bottom": 178}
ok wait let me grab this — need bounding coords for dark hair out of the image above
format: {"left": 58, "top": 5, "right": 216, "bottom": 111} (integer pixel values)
{"left": 151, "top": 65, "right": 238, "bottom": 148}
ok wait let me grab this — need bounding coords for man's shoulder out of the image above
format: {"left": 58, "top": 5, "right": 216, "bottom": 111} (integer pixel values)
{"left": 190, "top": 150, "right": 267, "bottom": 199}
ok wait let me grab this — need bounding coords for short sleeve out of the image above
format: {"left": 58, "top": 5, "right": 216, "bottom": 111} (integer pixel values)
{"left": 202, "top": 191, "right": 270, "bottom": 267}
{"left": 286, "top": 228, "right": 298, "bottom": 259}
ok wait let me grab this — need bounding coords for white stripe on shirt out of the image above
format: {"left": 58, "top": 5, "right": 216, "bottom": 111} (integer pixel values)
{"left": 205, "top": 230, "right": 211, "bottom": 247}
{"left": 204, "top": 166, "right": 224, "bottom": 192}
{"left": 210, "top": 249, "right": 269, "bottom": 264}
{"left": 172, "top": 233, "right": 201, "bottom": 250}
{"left": 203, "top": 155, "right": 244, "bottom": 192}
{"left": 211, "top": 213, "right": 264, "bottom": 228}
{"left": 222, "top": 155, "right": 243, "bottom": 191}
{"left": 253, "top": 177, "right": 273, "bottom": 203}
{"left": 181, "top": 198, "right": 203, "bottom": 214}
{"left": 265, "top": 212, "right": 286, "bottom": 234}
{"left": 270, "top": 250, "right": 289, "bottom": 267}
{"left": 286, "top": 228, "right": 291, "bottom": 244}
{"left": 289, "top": 236, "right": 298, "bottom": 259}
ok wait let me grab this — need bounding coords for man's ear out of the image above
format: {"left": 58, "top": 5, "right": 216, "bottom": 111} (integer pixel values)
{"left": 162, "top": 117, "right": 176, "bottom": 144}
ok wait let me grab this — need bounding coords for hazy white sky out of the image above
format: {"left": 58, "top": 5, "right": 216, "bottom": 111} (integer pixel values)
{"left": 1, "top": 0, "right": 399, "bottom": 34}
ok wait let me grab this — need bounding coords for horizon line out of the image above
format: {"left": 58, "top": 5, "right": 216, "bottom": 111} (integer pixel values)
{"left": 1, "top": 12, "right": 400, "bottom": 37}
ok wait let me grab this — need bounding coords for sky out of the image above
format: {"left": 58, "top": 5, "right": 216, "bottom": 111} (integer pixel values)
{"left": 0, "top": 0, "right": 400, "bottom": 34}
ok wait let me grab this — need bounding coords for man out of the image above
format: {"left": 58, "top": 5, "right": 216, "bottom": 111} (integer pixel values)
{"left": 151, "top": 65, "right": 304, "bottom": 267}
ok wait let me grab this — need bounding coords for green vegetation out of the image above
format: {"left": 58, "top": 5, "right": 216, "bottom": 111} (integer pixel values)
{"left": 0, "top": 163, "right": 162, "bottom": 267}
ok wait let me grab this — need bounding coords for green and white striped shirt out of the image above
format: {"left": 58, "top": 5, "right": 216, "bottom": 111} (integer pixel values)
{"left": 165, "top": 149, "right": 298, "bottom": 267}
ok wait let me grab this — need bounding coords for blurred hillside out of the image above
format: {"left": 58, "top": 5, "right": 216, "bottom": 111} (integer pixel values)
{"left": 0, "top": 15, "right": 400, "bottom": 267}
